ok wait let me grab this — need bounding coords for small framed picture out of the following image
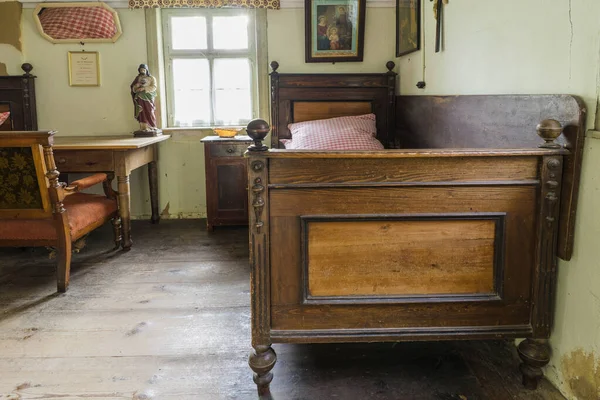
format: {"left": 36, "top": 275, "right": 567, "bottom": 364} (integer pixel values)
{"left": 68, "top": 51, "right": 100, "bottom": 87}
{"left": 396, "top": 0, "right": 420, "bottom": 57}
{"left": 305, "top": 0, "right": 366, "bottom": 63}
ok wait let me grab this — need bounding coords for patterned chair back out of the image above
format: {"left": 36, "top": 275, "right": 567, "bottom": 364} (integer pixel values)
{"left": 0, "top": 131, "right": 56, "bottom": 219}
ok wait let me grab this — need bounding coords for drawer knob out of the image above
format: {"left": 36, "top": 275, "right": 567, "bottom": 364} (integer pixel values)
{"left": 226, "top": 147, "right": 235, "bottom": 154}
{"left": 58, "top": 157, "right": 67, "bottom": 164}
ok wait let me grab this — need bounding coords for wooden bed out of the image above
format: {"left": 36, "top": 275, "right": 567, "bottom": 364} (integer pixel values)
{"left": 245, "top": 61, "right": 586, "bottom": 397}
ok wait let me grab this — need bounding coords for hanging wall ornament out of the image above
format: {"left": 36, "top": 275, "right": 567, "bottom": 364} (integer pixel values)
{"left": 432, "top": 0, "right": 448, "bottom": 52}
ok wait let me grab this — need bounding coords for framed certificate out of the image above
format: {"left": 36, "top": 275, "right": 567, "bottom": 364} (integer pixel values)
{"left": 68, "top": 51, "right": 100, "bottom": 86}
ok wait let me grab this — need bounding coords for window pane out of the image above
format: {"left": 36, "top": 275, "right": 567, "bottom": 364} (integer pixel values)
{"left": 171, "top": 17, "right": 207, "bottom": 50}
{"left": 172, "top": 58, "right": 211, "bottom": 126}
{"left": 214, "top": 58, "right": 251, "bottom": 89}
{"left": 213, "top": 16, "right": 248, "bottom": 50}
{"left": 214, "top": 59, "right": 252, "bottom": 125}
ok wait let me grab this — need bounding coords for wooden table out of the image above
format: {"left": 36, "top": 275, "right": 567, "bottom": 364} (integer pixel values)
{"left": 52, "top": 135, "right": 171, "bottom": 250}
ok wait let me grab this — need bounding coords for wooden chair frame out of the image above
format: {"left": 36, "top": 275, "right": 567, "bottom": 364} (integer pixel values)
{"left": 0, "top": 131, "right": 121, "bottom": 292}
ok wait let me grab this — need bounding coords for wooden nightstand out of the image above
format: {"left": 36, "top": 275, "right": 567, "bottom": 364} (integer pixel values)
{"left": 201, "top": 135, "right": 252, "bottom": 231}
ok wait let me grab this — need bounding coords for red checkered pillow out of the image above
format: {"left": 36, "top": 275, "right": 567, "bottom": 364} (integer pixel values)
{"left": 0, "top": 112, "right": 9, "bottom": 126}
{"left": 284, "top": 114, "right": 384, "bottom": 150}
{"left": 38, "top": 7, "right": 117, "bottom": 40}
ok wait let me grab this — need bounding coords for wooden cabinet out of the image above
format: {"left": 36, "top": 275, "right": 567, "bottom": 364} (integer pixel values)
{"left": 201, "top": 135, "right": 252, "bottom": 231}
{"left": 0, "top": 64, "right": 37, "bottom": 131}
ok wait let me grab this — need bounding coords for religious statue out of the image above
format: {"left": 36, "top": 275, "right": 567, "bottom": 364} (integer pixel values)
{"left": 130, "top": 64, "right": 161, "bottom": 137}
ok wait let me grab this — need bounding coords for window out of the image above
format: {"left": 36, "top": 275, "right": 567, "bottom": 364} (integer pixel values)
{"left": 162, "top": 9, "right": 257, "bottom": 127}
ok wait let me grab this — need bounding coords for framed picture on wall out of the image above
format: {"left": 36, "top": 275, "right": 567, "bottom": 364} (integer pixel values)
{"left": 305, "top": 0, "right": 366, "bottom": 63}
{"left": 396, "top": 0, "right": 420, "bottom": 56}
{"left": 68, "top": 51, "right": 100, "bottom": 87}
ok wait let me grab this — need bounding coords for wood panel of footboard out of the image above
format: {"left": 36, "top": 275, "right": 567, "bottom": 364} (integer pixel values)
{"left": 247, "top": 149, "right": 567, "bottom": 346}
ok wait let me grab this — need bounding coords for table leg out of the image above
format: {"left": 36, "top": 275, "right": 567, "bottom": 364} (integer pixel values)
{"left": 117, "top": 175, "right": 133, "bottom": 250}
{"left": 148, "top": 161, "right": 160, "bottom": 224}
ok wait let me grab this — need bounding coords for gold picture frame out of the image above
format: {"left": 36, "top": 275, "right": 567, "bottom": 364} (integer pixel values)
{"left": 68, "top": 51, "right": 100, "bottom": 87}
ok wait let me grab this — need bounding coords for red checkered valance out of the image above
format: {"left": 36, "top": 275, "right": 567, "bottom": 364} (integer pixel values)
{"left": 38, "top": 6, "right": 117, "bottom": 40}
{"left": 128, "top": 0, "right": 279, "bottom": 9}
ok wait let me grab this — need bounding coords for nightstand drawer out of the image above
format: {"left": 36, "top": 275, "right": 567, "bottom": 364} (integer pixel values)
{"left": 53, "top": 150, "right": 114, "bottom": 172}
{"left": 210, "top": 143, "right": 248, "bottom": 158}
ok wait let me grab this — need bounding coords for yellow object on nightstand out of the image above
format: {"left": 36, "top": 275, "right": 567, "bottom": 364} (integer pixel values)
{"left": 213, "top": 128, "right": 241, "bottom": 138}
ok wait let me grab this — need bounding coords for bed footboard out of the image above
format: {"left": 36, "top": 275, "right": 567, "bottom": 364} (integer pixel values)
{"left": 245, "top": 120, "right": 569, "bottom": 396}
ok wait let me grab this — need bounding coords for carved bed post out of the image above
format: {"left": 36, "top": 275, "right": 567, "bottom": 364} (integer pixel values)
{"left": 21, "top": 63, "right": 38, "bottom": 131}
{"left": 518, "top": 120, "right": 565, "bottom": 389}
{"left": 385, "top": 61, "right": 397, "bottom": 149}
{"left": 246, "top": 119, "right": 276, "bottom": 397}
{"left": 269, "top": 61, "right": 280, "bottom": 149}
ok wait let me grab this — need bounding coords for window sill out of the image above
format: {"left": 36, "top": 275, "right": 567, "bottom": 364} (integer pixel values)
{"left": 162, "top": 126, "right": 247, "bottom": 138}
{"left": 587, "top": 130, "right": 600, "bottom": 140}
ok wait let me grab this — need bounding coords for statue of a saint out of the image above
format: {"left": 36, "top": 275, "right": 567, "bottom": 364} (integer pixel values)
{"left": 130, "top": 64, "right": 161, "bottom": 137}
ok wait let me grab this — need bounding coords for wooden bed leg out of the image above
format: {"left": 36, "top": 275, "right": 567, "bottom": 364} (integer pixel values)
{"left": 249, "top": 344, "right": 277, "bottom": 398}
{"left": 246, "top": 119, "right": 274, "bottom": 398}
{"left": 517, "top": 338, "right": 550, "bottom": 390}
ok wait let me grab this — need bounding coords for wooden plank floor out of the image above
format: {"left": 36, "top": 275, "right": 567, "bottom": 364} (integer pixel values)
{"left": 0, "top": 220, "right": 565, "bottom": 400}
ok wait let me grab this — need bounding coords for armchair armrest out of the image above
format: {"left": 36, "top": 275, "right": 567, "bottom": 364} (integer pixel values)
{"left": 64, "top": 173, "right": 108, "bottom": 193}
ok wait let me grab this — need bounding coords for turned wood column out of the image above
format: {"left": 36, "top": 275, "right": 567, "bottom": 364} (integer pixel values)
{"left": 519, "top": 121, "right": 567, "bottom": 390}
{"left": 43, "top": 143, "right": 71, "bottom": 292}
{"left": 246, "top": 119, "right": 276, "bottom": 397}
{"left": 117, "top": 175, "right": 133, "bottom": 250}
{"left": 518, "top": 339, "right": 551, "bottom": 390}
{"left": 148, "top": 160, "right": 160, "bottom": 224}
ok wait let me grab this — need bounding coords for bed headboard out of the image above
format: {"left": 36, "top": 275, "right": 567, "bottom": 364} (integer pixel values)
{"left": 0, "top": 64, "right": 38, "bottom": 131}
{"left": 269, "top": 61, "right": 397, "bottom": 149}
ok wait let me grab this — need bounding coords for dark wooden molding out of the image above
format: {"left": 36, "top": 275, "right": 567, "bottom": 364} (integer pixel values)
{"left": 268, "top": 180, "right": 541, "bottom": 189}
{"left": 531, "top": 156, "right": 564, "bottom": 338}
{"left": 271, "top": 325, "right": 534, "bottom": 343}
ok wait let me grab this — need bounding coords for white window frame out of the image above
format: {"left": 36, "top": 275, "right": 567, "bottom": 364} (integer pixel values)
{"left": 162, "top": 8, "right": 258, "bottom": 128}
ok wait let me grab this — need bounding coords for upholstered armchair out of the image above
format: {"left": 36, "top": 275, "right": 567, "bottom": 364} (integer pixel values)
{"left": 0, "top": 131, "right": 121, "bottom": 292}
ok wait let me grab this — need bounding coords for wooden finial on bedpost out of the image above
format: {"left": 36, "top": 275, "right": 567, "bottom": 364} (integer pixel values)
{"left": 270, "top": 61, "right": 279, "bottom": 74}
{"left": 537, "top": 119, "right": 563, "bottom": 149}
{"left": 385, "top": 61, "right": 396, "bottom": 74}
{"left": 21, "top": 63, "right": 34, "bottom": 77}
{"left": 247, "top": 119, "right": 270, "bottom": 152}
